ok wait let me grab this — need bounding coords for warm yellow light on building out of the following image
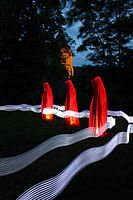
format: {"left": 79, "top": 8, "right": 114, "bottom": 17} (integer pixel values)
{"left": 60, "top": 48, "right": 74, "bottom": 78}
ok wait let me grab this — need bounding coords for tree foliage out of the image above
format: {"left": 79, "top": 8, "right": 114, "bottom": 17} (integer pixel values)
{"left": 0, "top": 0, "right": 73, "bottom": 104}
{"left": 66, "top": 0, "right": 133, "bottom": 67}
{"left": 0, "top": 0, "right": 73, "bottom": 66}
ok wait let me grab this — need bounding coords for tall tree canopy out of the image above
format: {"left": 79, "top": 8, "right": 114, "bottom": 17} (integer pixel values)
{"left": 66, "top": 0, "right": 133, "bottom": 67}
{"left": 0, "top": 0, "right": 73, "bottom": 66}
{"left": 0, "top": 0, "right": 73, "bottom": 104}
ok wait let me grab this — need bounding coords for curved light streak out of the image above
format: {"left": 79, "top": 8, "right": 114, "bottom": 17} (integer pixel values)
{"left": 0, "top": 118, "right": 115, "bottom": 176}
{"left": 0, "top": 104, "right": 132, "bottom": 177}
{"left": 0, "top": 104, "right": 132, "bottom": 123}
{"left": 16, "top": 124, "right": 133, "bottom": 200}
{"left": 108, "top": 110, "right": 133, "bottom": 123}
{"left": 0, "top": 104, "right": 41, "bottom": 113}
{"left": 43, "top": 108, "right": 90, "bottom": 118}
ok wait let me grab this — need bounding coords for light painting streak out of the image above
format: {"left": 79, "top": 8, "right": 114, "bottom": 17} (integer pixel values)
{"left": 108, "top": 110, "right": 133, "bottom": 123}
{"left": 0, "top": 104, "right": 132, "bottom": 123}
{"left": 16, "top": 124, "right": 133, "bottom": 200}
{"left": 0, "top": 118, "right": 115, "bottom": 176}
{"left": 0, "top": 104, "right": 133, "bottom": 177}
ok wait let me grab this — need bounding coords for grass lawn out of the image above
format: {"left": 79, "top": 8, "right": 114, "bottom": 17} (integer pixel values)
{"left": 0, "top": 111, "right": 133, "bottom": 200}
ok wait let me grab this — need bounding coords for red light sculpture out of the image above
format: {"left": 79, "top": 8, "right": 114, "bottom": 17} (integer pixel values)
{"left": 41, "top": 83, "right": 53, "bottom": 121}
{"left": 89, "top": 77, "right": 108, "bottom": 136}
{"left": 65, "top": 80, "right": 80, "bottom": 126}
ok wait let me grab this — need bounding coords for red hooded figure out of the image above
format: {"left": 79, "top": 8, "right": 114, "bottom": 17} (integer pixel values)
{"left": 65, "top": 80, "right": 80, "bottom": 126}
{"left": 89, "top": 77, "right": 108, "bottom": 136}
{"left": 41, "top": 83, "right": 53, "bottom": 120}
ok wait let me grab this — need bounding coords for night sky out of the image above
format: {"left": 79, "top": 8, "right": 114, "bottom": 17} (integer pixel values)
{"left": 62, "top": 4, "right": 93, "bottom": 67}
{"left": 62, "top": 2, "right": 133, "bottom": 67}
{"left": 67, "top": 22, "right": 93, "bottom": 66}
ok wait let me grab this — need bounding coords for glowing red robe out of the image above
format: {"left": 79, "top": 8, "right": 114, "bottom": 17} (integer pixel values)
{"left": 65, "top": 80, "right": 80, "bottom": 126}
{"left": 89, "top": 77, "right": 108, "bottom": 136}
{"left": 41, "top": 82, "right": 53, "bottom": 120}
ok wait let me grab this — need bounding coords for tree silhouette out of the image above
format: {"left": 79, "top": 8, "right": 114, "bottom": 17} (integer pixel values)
{"left": 0, "top": 0, "right": 73, "bottom": 104}
{"left": 66, "top": 0, "right": 133, "bottom": 67}
{"left": 0, "top": 0, "right": 73, "bottom": 66}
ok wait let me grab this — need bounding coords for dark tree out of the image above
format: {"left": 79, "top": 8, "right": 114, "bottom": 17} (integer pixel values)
{"left": 0, "top": 0, "right": 73, "bottom": 66}
{"left": 0, "top": 0, "right": 73, "bottom": 104}
{"left": 66, "top": 0, "right": 133, "bottom": 67}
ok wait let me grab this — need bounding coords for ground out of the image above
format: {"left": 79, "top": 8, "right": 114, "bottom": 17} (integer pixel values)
{"left": 0, "top": 111, "right": 132, "bottom": 200}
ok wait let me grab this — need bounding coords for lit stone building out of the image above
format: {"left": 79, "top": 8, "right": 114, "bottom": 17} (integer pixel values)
{"left": 60, "top": 48, "right": 74, "bottom": 78}
{"left": 43, "top": 32, "right": 74, "bottom": 78}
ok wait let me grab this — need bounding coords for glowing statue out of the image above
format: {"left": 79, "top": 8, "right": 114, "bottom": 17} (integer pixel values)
{"left": 41, "top": 83, "right": 53, "bottom": 121}
{"left": 65, "top": 80, "right": 80, "bottom": 126}
{"left": 60, "top": 48, "right": 74, "bottom": 79}
{"left": 89, "top": 77, "right": 108, "bottom": 136}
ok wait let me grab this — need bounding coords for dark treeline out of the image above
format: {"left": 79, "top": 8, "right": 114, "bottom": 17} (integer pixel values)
{"left": 73, "top": 65, "right": 133, "bottom": 115}
{"left": 66, "top": 0, "right": 133, "bottom": 114}
{"left": 67, "top": 0, "right": 133, "bottom": 68}
{"left": 0, "top": 0, "right": 133, "bottom": 113}
{"left": 0, "top": 0, "right": 72, "bottom": 105}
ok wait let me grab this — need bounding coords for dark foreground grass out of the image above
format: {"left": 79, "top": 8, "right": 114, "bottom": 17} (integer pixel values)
{"left": 0, "top": 111, "right": 133, "bottom": 200}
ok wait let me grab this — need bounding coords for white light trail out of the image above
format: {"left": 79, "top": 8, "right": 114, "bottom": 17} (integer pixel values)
{"left": 0, "top": 104, "right": 133, "bottom": 177}
{"left": 0, "top": 104, "right": 133, "bottom": 199}
{"left": 43, "top": 108, "right": 89, "bottom": 118}
{"left": 108, "top": 110, "right": 133, "bottom": 123}
{"left": 0, "top": 104, "right": 41, "bottom": 113}
{"left": 0, "top": 104, "right": 133, "bottom": 123}
{"left": 0, "top": 118, "right": 115, "bottom": 176}
{"left": 16, "top": 124, "right": 133, "bottom": 200}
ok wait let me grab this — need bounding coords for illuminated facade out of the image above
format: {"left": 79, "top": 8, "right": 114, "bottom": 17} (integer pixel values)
{"left": 60, "top": 48, "right": 74, "bottom": 78}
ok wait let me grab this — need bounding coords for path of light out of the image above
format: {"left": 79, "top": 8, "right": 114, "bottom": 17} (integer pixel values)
{"left": 0, "top": 119, "right": 114, "bottom": 176}
{"left": 0, "top": 104, "right": 133, "bottom": 123}
{"left": 0, "top": 104, "right": 133, "bottom": 177}
{"left": 16, "top": 124, "right": 133, "bottom": 200}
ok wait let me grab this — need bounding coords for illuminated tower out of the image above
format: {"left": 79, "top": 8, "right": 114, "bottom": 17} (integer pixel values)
{"left": 60, "top": 48, "right": 74, "bottom": 78}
